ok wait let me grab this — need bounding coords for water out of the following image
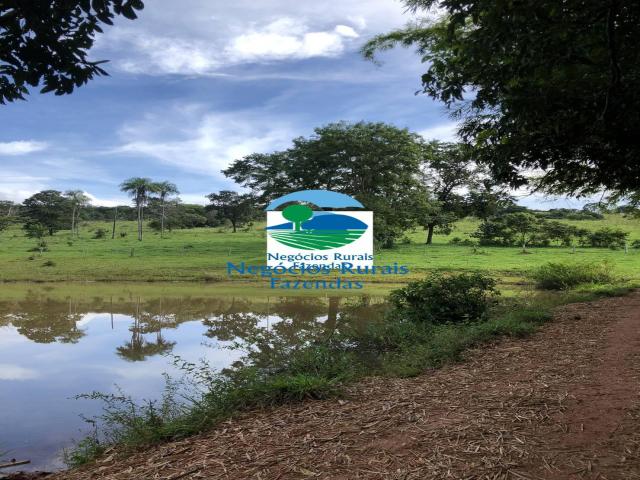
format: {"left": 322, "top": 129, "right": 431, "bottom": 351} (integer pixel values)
{"left": 0, "top": 285, "right": 384, "bottom": 472}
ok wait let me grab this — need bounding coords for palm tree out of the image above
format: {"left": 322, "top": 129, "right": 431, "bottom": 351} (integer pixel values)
{"left": 64, "top": 190, "right": 90, "bottom": 237}
{"left": 120, "top": 177, "right": 155, "bottom": 241}
{"left": 153, "top": 181, "right": 179, "bottom": 238}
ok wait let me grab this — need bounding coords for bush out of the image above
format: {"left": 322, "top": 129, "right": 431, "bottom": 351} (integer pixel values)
{"left": 42, "top": 260, "right": 56, "bottom": 267}
{"left": 389, "top": 273, "right": 499, "bottom": 324}
{"left": 580, "top": 227, "right": 629, "bottom": 248}
{"left": 93, "top": 228, "right": 107, "bottom": 239}
{"left": 530, "top": 262, "right": 615, "bottom": 290}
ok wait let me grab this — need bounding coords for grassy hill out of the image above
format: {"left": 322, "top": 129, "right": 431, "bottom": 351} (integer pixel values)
{"left": 0, "top": 214, "right": 639, "bottom": 284}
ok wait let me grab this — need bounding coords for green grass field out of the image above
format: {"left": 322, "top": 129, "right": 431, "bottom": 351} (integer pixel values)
{"left": 0, "top": 214, "right": 639, "bottom": 286}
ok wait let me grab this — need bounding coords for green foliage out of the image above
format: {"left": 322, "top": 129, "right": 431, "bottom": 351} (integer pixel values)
{"left": 24, "top": 222, "right": 48, "bottom": 239}
{"left": 536, "top": 208, "right": 604, "bottom": 221}
{"left": 473, "top": 213, "right": 589, "bottom": 248}
{"left": 93, "top": 228, "right": 107, "bottom": 239}
{"left": 0, "top": 0, "right": 144, "bottom": 103}
{"left": 206, "top": 191, "right": 256, "bottom": 233}
{"left": 389, "top": 273, "right": 499, "bottom": 324}
{"left": 224, "top": 121, "right": 426, "bottom": 247}
{"left": 579, "top": 227, "right": 629, "bottom": 248}
{"left": 21, "top": 190, "right": 69, "bottom": 235}
{"left": 530, "top": 262, "right": 615, "bottom": 290}
{"left": 0, "top": 216, "right": 11, "bottom": 232}
{"left": 419, "top": 141, "right": 484, "bottom": 244}
{"left": 363, "top": 0, "right": 640, "bottom": 195}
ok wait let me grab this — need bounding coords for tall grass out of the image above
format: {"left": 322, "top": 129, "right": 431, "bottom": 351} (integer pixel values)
{"left": 529, "top": 262, "right": 615, "bottom": 290}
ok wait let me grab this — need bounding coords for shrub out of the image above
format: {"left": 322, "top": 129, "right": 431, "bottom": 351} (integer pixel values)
{"left": 120, "top": 231, "right": 127, "bottom": 238}
{"left": 24, "top": 222, "right": 47, "bottom": 239}
{"left": 93, "top": 228, "right": 107, "bottom": 239}
{"left": 42, "top": 260, "right": 56, "bottom": 267}
{"left": 580, "top": 227, "right": 628, "bottom": 248}
{"left": 530, "top": 262, "right": 615, "bottom": 290}
{"left": 389, "top": 273, "right": 499, "bottom": 324}
{"left": 632, "top": 240, "right": 640, "bottom": 249}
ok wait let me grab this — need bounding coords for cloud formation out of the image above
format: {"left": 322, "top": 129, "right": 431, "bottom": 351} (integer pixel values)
{"left": 114, "top": 104, "right": 295, "bottom": 178}
{"left": 0, "top": 140, "right": 47, "bottom": 156}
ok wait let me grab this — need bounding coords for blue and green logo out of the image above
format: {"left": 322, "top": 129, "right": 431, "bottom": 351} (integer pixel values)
{"left": 265, "top": 190, "right": 369, "bottom": 251}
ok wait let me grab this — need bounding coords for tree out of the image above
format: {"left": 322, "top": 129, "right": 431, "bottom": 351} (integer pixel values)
{"left": 21, "top": 190, "right": 68, "bottom": 235}
{"left": 363, "top": 0, "right": 640, "bottom": 196}
{"left": 206, "top": 191, "right": 255, "bottom": 233}
{"left": 120, "top": 177, "right": 155, "bottom": 241}
{"left": 0, "top": 200, "right": 18, "bottom": 216}
{"left": 0, "top": 216, "right": 10, "bottom": 233}
{"left": 224, "top": 121, "right": 427, "bottom": 247}
{"left": 466, "top": 179, "right": 515, "bottom": 222}
{"left": 0, "top": 0, "right": 144, "bottom": 104}
{"left": 420, "top": 141, "right": 480, "bottom": 244}
{"left": 152, "top": 181, "right": 179, "bottom": 238}
{"left": 64, "top": 190, "right": 90, "bottom": 237}
{"left": 282, "top": 205, "right": 313, "bottom": 231}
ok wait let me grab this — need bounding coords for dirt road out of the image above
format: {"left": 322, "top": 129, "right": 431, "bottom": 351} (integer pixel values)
{"left": 33, "top": 292, "right": 640, "bottom": 479}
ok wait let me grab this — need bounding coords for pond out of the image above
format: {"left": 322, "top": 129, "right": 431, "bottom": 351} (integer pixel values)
{"left": 0, "top": 284, "right": 385, "bottom": 472}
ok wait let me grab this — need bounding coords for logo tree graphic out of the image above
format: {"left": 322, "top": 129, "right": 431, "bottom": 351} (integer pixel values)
{"left": 282, "top": 205, "right": 313, "bottom": 231}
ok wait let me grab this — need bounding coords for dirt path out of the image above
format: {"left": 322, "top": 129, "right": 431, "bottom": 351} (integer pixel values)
{"left": 32, "top": 292, "right": 640, "bottom": 479}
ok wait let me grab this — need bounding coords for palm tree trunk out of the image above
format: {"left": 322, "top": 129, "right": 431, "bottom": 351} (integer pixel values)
{"left": 112, "top": 206, "right": 118, "bottom": 239}
{"left": 75, "top": 208, "right": 81, "bottom": 237}
{"left": 161, "top": 201, "right": 165, "bottom": 238}
{"left": 137, "top": 202, "right": 143, "bottom": 241}
{"left": 71, "top": 205, "right": 76, "bottom": 235}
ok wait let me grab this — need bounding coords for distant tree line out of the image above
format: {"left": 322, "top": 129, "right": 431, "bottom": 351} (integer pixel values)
{"left": 0, "top": 122, "right": 636, "bottom": 249}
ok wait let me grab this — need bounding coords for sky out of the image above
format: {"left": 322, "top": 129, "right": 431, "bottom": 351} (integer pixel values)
{"left": 0, "top": 0, "right": 588, "bottom": 209}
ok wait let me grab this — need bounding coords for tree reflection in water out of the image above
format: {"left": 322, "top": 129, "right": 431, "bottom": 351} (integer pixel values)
{"left": 0, "top": 292, "right": 385, "bottom": 369}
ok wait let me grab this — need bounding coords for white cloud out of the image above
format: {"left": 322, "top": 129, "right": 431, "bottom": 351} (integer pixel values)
{"left": 335, "top": 25, "right": 360, "bottom": 38}
{"left": 226, "top": 18, "right": 355, "bottom": 62}
{"left": 0, "top": 140, "right": 47, "bottom": 156}
{"left": 419, "top": 122, "right": 460, "bottom": 142}
{"left": 114, "top": 104, "right": 295, "bottom": 178}
{"left": 95, "top": 0, "right": 410, "bottom": 76}
{"left": 113, "top": 17, "right": 363, "bottom": 75}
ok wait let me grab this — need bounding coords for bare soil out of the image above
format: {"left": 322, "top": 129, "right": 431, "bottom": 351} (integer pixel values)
{"left": 14, "top": 292, "right": 640, "bottom": 480}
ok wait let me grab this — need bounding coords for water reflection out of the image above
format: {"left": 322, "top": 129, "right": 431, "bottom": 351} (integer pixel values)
{"left": 0, "top": 288, "right": 384, "bottom": 472}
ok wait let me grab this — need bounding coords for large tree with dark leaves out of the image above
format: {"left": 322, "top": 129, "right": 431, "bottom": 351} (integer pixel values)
{"left": 363, "top": 0, "right": 640, "bottom": 196}
{"left": 0, "top": 0, "right": 144, "bottom": 104}
{"left": 224, "top": 121, "right": 428, "bottom": 248}
{"left": 21, "top": 190, "right": 69, "bottom": 235}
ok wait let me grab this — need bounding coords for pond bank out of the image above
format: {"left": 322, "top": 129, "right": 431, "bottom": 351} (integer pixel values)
{"left": 20, "top": 290, "right": 638, "bottom": 479}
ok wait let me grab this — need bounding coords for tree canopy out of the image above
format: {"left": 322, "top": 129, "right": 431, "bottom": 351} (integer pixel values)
{"left": 206, "top": 191, "right": 256, "bottom": 233}
{"left": 21, "top": 189, "right": 68, "bottom": 235}
{"left": 363, "top": 0, "right": 640, "bottom": 196}
{"left": 1, "top": 0, "right": 144, "bottom": 103}
{"left": 224, "top": 121, "right": 427, "bottom": 247}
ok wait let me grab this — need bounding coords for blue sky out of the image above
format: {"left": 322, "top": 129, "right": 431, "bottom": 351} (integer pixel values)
{"left": 0, "top": 0, "right": 587, "bottom": 209}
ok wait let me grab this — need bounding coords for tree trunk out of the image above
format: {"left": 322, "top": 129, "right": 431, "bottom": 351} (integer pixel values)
{"left": 71, "top": 206, "right": 76, "bottom": 236}
{"left": 112, "top": 206, "right": 118, "bottom": 239}
{"left": 426, "top": 224, "right": 435, "bottom": 245}
{"left": 137, "top": 204, "right": 143, "bottom": 241}
{"left": 160, "top": 202, "right": 165, "bottom": 238}
{"left": 231, "top": 219, "right": 237, "bottom": 233}
{"left": 75, "top": 209, "right": 81, "bottom": 237}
